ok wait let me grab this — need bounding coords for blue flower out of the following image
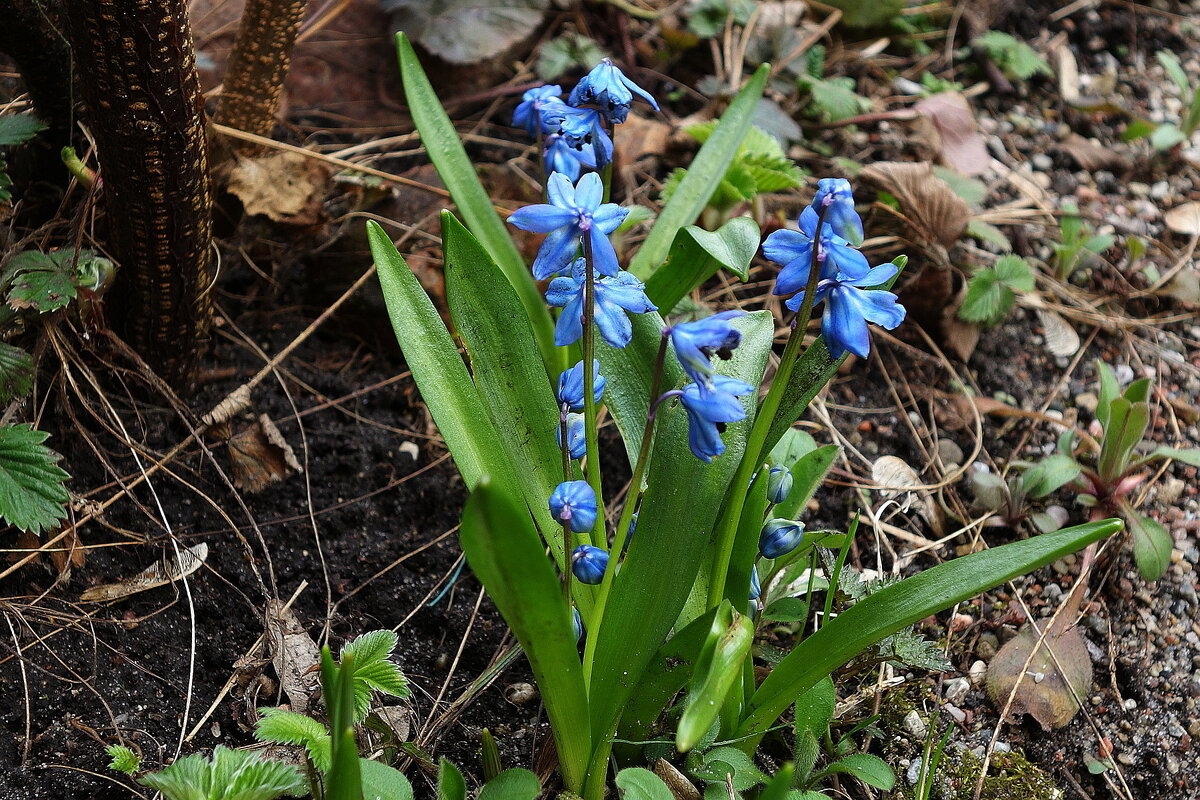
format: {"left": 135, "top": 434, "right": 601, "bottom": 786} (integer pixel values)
{"left": 749, "top": 569, "right": 762, "bottom": 601}
{"left": 513, "top": 85, "right": 569, "bottom": 136}
{"left": 785, "top": 263, "right": 906, "bottom": 359}
{"left": 759, "top": 518, "right": 805, "bottom": 559}
{"left": 568, "top": 58, "right": 660, "bottom": 124}
{"left": 572, "top": 606, "right": 584, "bottom": 640}
{"left": 813, "top": 178, "right": 864, "bottom": 246}
{"left": 508, "top": 171, "right": 627, "bottom": 279}
{"left": 766, "top": 466, "right": 793, "bottom": 505}
{"left": 763, "top": 205, "right": 870, "bottom": 296}
{"left": 544, "top": 133, "right": 596, "bottom": 181}
{"left": 670, "top": 310, "right": 747, "bottom": 388}
{"left": 557, "top": 360, "right": 605, "bottom": 411}
{"left": 680, "top": 375, "right": 755, "bottom": 462}
{"left": 545, "top": 259, "right": 657, "bottom": 348}
{"left": 549, "top": 480, "right": 597, "bottom": 533}
{"left": 558, "top": 413, "right": 586, "bottom": 460}
{"left": 559, "top": 106, "right": 614, "bottom": 166}
{"left": 571, "top": 544, "right": 609, "bottom": 584}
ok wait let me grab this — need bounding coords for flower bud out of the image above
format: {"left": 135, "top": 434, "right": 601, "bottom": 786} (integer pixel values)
{"left": 759, "top": 518, "right": 805, "bottom": 559}
{"left": 571, "top": 545, "right": 609, "bottom": 584}
{"left": 558, "top": 413, "right": 586, "bottom": 460}
{"left": 749, "top": 569, "right": 762, "bottom": 601}
{"left": 557, "top": 360, "right": 605, "bottom": 412}
{"left": 766, "top": 466, "right": 793, "bottom": 505}
{"left": 571, "top": 606, "right": 584, "bottom": 641}
{"left": 549, "top": 481, "right": 597, "bottom": 533}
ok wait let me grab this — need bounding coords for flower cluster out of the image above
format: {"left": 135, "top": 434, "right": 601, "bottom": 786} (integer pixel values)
{"left": 763, "top": 178, "right": 905, "bottom": 359}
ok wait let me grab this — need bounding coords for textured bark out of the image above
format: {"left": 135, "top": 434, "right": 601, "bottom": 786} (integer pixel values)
{"left": 214, "top": 0, "right": 308, "bottom": 151}
{"left": 63, "top": 0, "right": 213, "bottom": 390}
{"left": 0, "top": 0, "right": 73, "bottom": 145}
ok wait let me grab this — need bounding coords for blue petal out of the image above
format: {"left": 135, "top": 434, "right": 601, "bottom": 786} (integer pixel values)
{"left": 545, "top": 274, "right": 580, "bottom": 307}
{"left": 774, "top": 257, "right": 815, "bottom": 296}
{"left": 846, "top": 262, "right": 899, "bottom": 287}
{"left": 799, "top": 205, "right": 819, "bottom": 237}
{"left": 532, "top": 226, "right": 580, "bottom": 280}
{"left": 546, "top": 171, "right": 574, "bottom": 209}
{"left": 574, "top": 172, "right": 603, "bottom": 212}
{"left": 594, "top": 293, "right": 634, "bottom": 348}
{"left": 825, "top": 285, "right": 872, "bottom": 358}
{"left": 592, "top": 203, "right": 628, "bottom": 234}
{"left": 600, "top": 272, "right": 656, "bottom": 313}
{"left": 553, "top": 291, "right": 585, "bottom": 347}
{"left": 825, "top": 202, "right": 864, "bottom": 246}
{"left": 824, "top": 241, "right": 871, "bottom": 280}
{"left": 621, "top": 73, "right": 660, "bottom": 111}
{"left": 588, "top": 227, "right": 621, "bottom": 277}
{"left": 683, "top": 407, "right": 724, "bottom": 462}
{"left": 854, "top": 288, "right": 906, "bottom": 329}
{"left": 762, "top": 228, "right": 813, "bottom": 267}
{"left": 508, "top": 204, "right": 574, "bottom": 233}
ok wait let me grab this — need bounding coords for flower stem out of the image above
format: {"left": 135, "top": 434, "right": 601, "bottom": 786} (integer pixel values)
{"left": 706, "top": 205, "right": 829, "bottom": 609}
{"left": 581, "top": 330, "right": 670, "bottom": 684}
{"left": 559, "top": 412, "right": 573, "bottom": 601}
{"left": 580, "top": 234, "right": 604, "bottom": 552}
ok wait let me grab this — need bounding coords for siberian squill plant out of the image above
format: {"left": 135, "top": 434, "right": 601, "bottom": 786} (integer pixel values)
{"left": 371, "top": 36, "right": 1121, "bottom": 798}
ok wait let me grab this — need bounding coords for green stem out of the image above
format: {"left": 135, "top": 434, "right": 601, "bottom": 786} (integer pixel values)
{"left": 707, "top": 205, "right": 829, "bottom": 609}
{"left": 581, "top": 331, "right": 670, "bottom": 684}
{"left": 580, "top": 235, "right": 604, "bottom": 551}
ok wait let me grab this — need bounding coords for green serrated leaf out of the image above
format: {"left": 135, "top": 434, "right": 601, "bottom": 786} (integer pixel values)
{"left": 255, "top": 707, "right": 332, "bottom": 773}
{"left": 0, "top": 112, "right": 47, "bottom": 147}
{"left": 966, "top": 219, "right": 1012, "bottom": 250}
{"left": 993, "top": 254, "right": 1035, "bottom": 291}
{"left": 106, "top": 745, "right": 141, "bottom": 775}
{"left": 0, "top": 342, "right": 34, "bottom": 402}
{"left": 740, "top": 153, "right": 805, "bottom": 193}
{"left": 803, "top": 76, "right": 871, "bottom": 122}
{"left": 140, "top": 746, "right": 305, "bottom": 800}
{"left": 958, "top": 269, "right": 1009, "bottom": 326}
{"left": 974, "top": 31, "right": 1051, "bottom": 81}
{"left": 339, "top": 629, "right": 409, "bottom": 719}
{"left": 0, "top": 423, "right": 70, "bottom": 534}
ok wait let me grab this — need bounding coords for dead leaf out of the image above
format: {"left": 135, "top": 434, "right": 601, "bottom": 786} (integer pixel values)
{"left": 1164, "top": 202, "right": 1200, "bottom": 236}
{"left": 654, "top": 758, "right": 702, "bottom": 800}
{"left": 986, "top": 622, "right": 1091, "bottom": 729}
{"left": 226, "top": 151, "right": 330, "bottom": 224}
{"left": 943, "top": 276, "right": 980, "bottom": 360}
{"left": 1056, "top": 133, "right": 1130, "bottom": 172}
{"left": 861, "top": 161, "right": 970, "bottom": 248}
{"left": 1037, "top": 308, "right": 1080, "bottom": 357}
{"left": 871, "top": 455, "right": 943, "bottom": 535}
{"left": 914, "top": 93, "right": 989, "bottom": 177}
{"left": 48, "top": 526, "right": 87, "bottom": 579}
{"left": 266, "top": 599, "right": 321, "bottom": 715}
{"left": 80, "top": 542, "right": 208, "bottom": 602}
{"left": 1157, "top": 269, "right": 1200, "bottom": 304}
{"left": 227, "top": 414, "right": 301, "bottom": 493}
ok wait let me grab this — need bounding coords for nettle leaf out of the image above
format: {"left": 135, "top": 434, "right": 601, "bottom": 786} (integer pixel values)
{"left": 802, "top": 76, "right": 871, "bottom": 123}
{"left": 106, "top": 745, "right": 141, "bottom": 775}
{"left": 0, "top": 423, "right": 70, "bottom": 534}
{"left": 256, "top": 707, "right": 332, "bottom": 773}
{"left": 873, "top": 627, "right": 951, "bottom": 672}
{"left": 3, "top": 248, "right": 111, "bottom": 313}
{"left": 340, "top": 630, "right": 410, "bottom": 720}
{"left": 973, "top": 31, "right": 1051, "bottom": 81}
{"left": 140, "top": 746, "right": 305, "bottom": 800}
{"left": 959, "top": 256, "right": 1033, "bottom": 327}
{"left": 0, "top": 113, "right": 47, "bottom": 147}
{"left": 740, "top": 153, "right": 804, "bottom": 193}
{"left": 0, "top": 342, "right": 34, "bottom": 402}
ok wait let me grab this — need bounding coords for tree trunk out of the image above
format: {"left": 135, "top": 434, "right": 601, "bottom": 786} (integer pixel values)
{"left": 63, "top": 0, "right": 213, "bottom": 390}
{"left": 214, "top": 0, "right": 308, "bottom": 152}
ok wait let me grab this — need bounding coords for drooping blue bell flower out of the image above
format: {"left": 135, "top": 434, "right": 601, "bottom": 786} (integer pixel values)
{"left": 785, "top": 262, "right": 906, "bottom": 359}
{"left": 545, "top": 259, "right": 657, "bottom": 348}
{"left": 544, "top": 132, "right": 596, "bottom": 182}
{"left": 557, "top": 360, "right": 606, "bottom": 411}
{"left": 549, "top": 480, "right": 598, "bottom": 533}
{"left": 813, "top": 178, "right": 864, "bottom": 246}
{"left": 557, "top": 413, "right": 586, "bottom": 460}
{"left": 559, "top": 106, "right": 614, "bottom": 166}
{"left": 571, "top": 544, "right": 610, "bottom": 584}
{"left": 513, "top": 85, "right": 569, "bottom": 137}
{"left": 507, "top": 171, "right": 628, "bottom": 279}
{"left": 670, "top": 310, "right": 748, "bottom": 388}
{"left": 568, "top": 58, "right": 660, "bottom": 124}
{"left": 679, "top": 375, "right": 755, "bottom": 462}
{"left": 763, "top": 205, "right": 870, "bottom": 296}
{"left": 759, "top": 518, "right": 805, "bottom": 559}
{"left": 766, "top": 466, "right": 793, "bottom": 505}
{"left": 749, "top": 569, "right": 762, "bottom": 601}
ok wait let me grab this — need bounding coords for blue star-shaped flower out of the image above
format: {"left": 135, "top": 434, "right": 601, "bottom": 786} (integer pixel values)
{"left": 558, "top": 106, "right": 614, "bottom": 166}
{"left": 557, "top": 360, "right": 605, "bottom": 411}
{"left": 763, "top": 205, "right": 870, "bottom": 296}
{"left": 513, "top": 85, "right": 569, "bottom": 137}
{"left": 549, "top": 480, "right": 597, "bottom": 533}
{"left": 670, "top": 310, "right": 747, "bottom": 388}
{"left": 784, "top": 263, "right": 906, "bottom": 359}
{"left": 568, "top": 58, "right": 660, "bottom": 124}
{"left": 679, "top": 375, "right": 755, "bottom": 462}
{"left": 571, "top": 544, "right": 610, "bottom": 584}
{"left": 545, "top": 259, "right": 657, "bottom": 348}
{"left": 508, "top": 171, "right": 628, "bottom": 279}
{"left": 544, "top": 133, "right": 596, "bottom": 181}
{"left": 813, "top": 178, "right": 864, "bottom": 246}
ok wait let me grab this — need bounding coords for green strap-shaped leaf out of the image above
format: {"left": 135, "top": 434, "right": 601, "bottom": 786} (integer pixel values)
{"left": 586, "top": 311, "right": 774, "bottom": 755}
{"left": 774, "top": 444, "right": 838, "bottom": 521}
{"left": 437, "top": 759, "right": 467, "bottom": 800}
{"left": 442, "top": 212, "right": 565, "bottom": 555}
{"left": 1124, "top": 504, "right": 1171, "bottom": 582}
{"left": 460, "top": 478, "right": 591, "bottom": 793}
{"left": 394, "top": 33, "right": 556, "bottom": 368}
{"left": 762, "top": 337, "right": 846, "bottom": 458}
{"left": 629, "top": 65, "right": 770, "bottom": 279}
{"left": 644, "top": 217, "right": 761, "bottom": 313}
{"left": 676, "top": 602, "right": 754, "bottom": 752}
{"left": 737, "top": 519, "right": 1122, "bottom": 743}
{"left": 368, "top": 221, "right": 514, "bottom": 493}
{"left": 724, "top": 465, "right": 770, "bottom": 607}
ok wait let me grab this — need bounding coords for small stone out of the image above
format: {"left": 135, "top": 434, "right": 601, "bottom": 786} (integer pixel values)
{"left": 1031, "top": 153, "right": 1053, "bottom": 171}
{"left": 969, "top": 660, "right": 988, "bottom": 687}
{"left": 903, "top": 710, "right": 928, "bottom": 739}
{"left": 945, "top": 703, "right": 967, "bottom": 723}
{"left": 978, "top": 632, "right": 1000, "bottom": 661}
{"left": 1074, "top": 392, "right": 1098, "bottom": 413}
{"left": 1043, "top": 582, "right": 1064, "bottom": 604}
{"left": 938, "top": 438, "right": 964, "bottom": 467}
{"left": 1124, "top": 698, "right": 1137, "bottom": 710}
{"left": 504, "top": 682, "right": 537, "bottom": 705}
{"left": 1116, "top": 752, "right": 1136, "bottom": 766}
{"left": 944, "top": 677, "right": 971, "bottom": 705}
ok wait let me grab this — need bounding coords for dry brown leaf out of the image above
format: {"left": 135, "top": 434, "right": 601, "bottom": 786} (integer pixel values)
{"left": 266, "top": 599, "right": 321, "bottom": 715}
{"left": 1164, "top": 202, "right": 1200, "bottom": 236}
{"left": 1056, "top": 133, "right": 1130, "bottom": 172}
{"left": 1037, "top": 308, "right": 1081, "bottom": 357}
{"left": 227, "top": 151, "right": 330, "bottom": 223}
{"left": 228, "top": 414, "right": 301, "bottom": 493}
{"left": 986, "top": 623, "right": 1091, "bottom": 729}
{"left": 1157, "top": 269, "right": 1200, "bottom": 304}
{"left": 654, "top": 758, "right": 702, "bottom": 800}
{"left": 80, "top": 542, "right": 208, "bottom": 602}
{"left": 914, "top": 93, "right": 989, "bottom": 177}
{"left": 860, "top": 161, "right": 970, "bottom": 248}
{"left": 871, "top": 455, "right": 943, "bottom": 534}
